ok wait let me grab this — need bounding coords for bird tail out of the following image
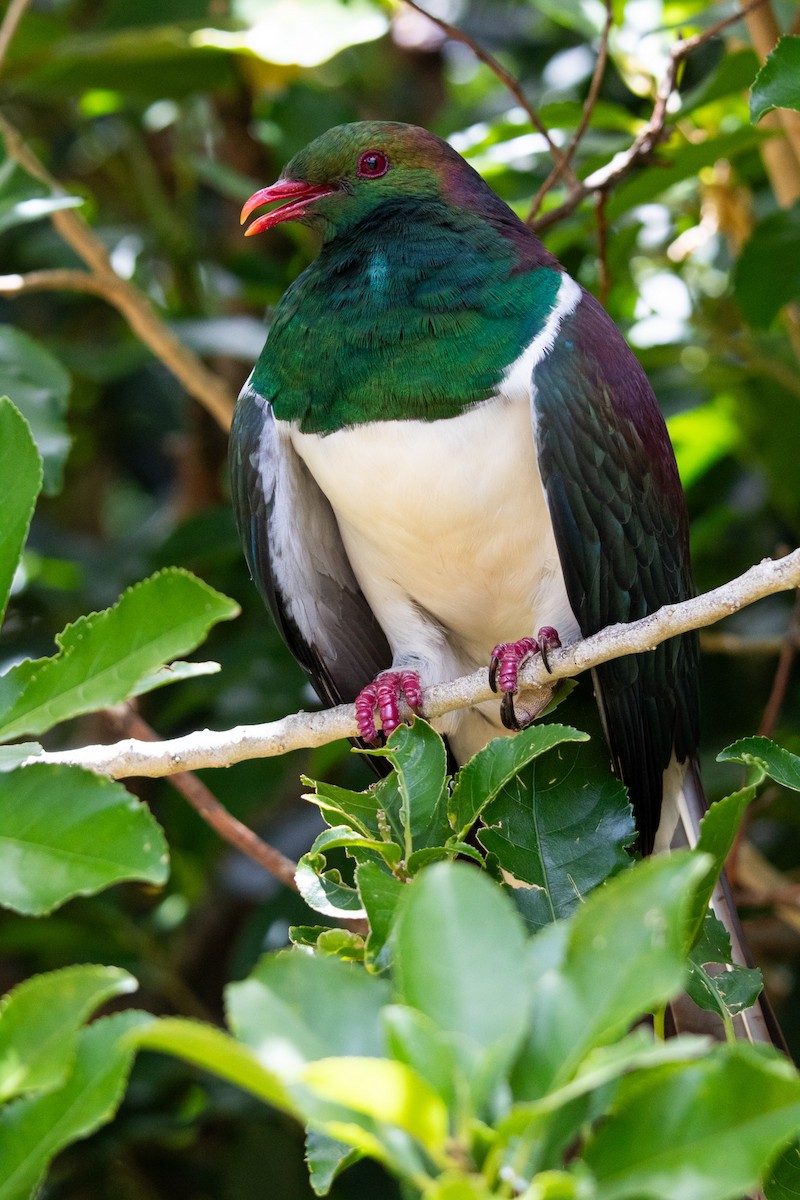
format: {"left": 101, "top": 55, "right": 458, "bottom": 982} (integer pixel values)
{"left": 667, "top": 759, "right": 786, "bottom": 1048}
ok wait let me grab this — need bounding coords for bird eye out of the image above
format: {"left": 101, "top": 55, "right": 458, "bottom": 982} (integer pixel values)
{"left": 357, "top": 150, "right": 390, "bottom": 179}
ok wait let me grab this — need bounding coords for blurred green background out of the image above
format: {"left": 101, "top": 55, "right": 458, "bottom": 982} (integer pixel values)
{"left": 2, "top": 0, "right": 800, "bottom": 1194}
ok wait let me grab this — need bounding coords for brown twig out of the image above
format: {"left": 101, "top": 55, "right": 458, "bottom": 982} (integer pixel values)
{"left": 0, "top": 0, "right": 30, "bottom": 73}
{"left": 108, "top": 705, "right": 300, "bottom": 893}
{"left": 527, "top": 0, "right": 614, "bottom": 221}
{"left": 532, "top": 0, "right": 772, "bottom": 234}
{"left": 0, "top": 114, "right": 236, "bottom": 431}
{"left": 401, "top": 0, "right": 576, "bottom": 184}
{"left": 758, "top": 589, "right": 800, "bottom": 737}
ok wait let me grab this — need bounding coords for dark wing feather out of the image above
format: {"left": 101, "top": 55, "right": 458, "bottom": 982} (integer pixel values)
{"left": 229, "top": 380, "right": 391, "bottom": 708}
{"left": 533, "top": 291, "right": 699, "bottom": 852}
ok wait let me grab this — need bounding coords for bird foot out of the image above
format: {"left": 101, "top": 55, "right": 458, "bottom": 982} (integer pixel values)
{"left": 354, "top": 670, "right": 424, "bottom": 744}
{"left": 489, "top": 627, "right": 562, "bottom": 730}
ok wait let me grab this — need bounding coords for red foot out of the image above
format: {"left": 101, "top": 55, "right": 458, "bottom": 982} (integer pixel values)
{"left": 354, "top": 670, "right": 424, "bottom": 743}
{"left": 489, "top": 628, "right": 562, "bottom": 729}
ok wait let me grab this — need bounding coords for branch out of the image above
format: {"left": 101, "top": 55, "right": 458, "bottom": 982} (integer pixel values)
{"left": 0, "top": 0, "right": 30, "bottom": 73}
{"left": 527, "top": 0, "right": 614, "bottom": 220}
{"left": 401, "top": 0, "right": 576, "bottom": 185}
{"left": 23, "top": 548, "right": 800, "bottom": 779}
{"left": 104, "top": 705, "right": 300, "bottom": 892}
{"left": 532, "top": 0, "right": 772, "bottom": 234}
{"left": 0, "top": 114, "right": 236, "bottom": 431}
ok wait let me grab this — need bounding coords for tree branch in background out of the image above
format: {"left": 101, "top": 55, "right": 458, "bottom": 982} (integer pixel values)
{"left": 527, "top": 0, "right": 613, "bottom": 220}
{"left": 24, "top": 548, "right": 800, "bottom": 779}
{"left": 0, "top": 0, "right": 30, "bottom": 72}
{"left": 0, "top": 114, "right": 236, "bottom": 431}
{"left": 401, "top": 0, "right": 577, "bottom": 185}
{"left": 533, "top": 0, "right": 772, "bottom": 233}
{"left": 758, "top": 589, "right": 800, "bottom": 738}
{"left": 105, "top": 705, "right": 301, "bottom": 892}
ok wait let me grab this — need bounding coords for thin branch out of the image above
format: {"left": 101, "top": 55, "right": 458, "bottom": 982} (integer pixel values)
{"left": 527, "top": 0, "right": 613, "bottom": 221}
{"left": 532, "top": 0, "right": 771, "bottom": 234}
{"left": 0, "top": 0, "right": 31, "bottom": 74}
{"left": 401, "top": 0, "right": 575, "bottom": 184}
{"left": 0, "top": 114, "right": 236, "bottom": 431}
{"left": 758, "top": 589, "right": 800, "bottom": 737}
{"left": 23, "top": 547, "right": 800, "bottom": 780}
{"left": 106, "top": 705, "right": 300, "bottom": 892}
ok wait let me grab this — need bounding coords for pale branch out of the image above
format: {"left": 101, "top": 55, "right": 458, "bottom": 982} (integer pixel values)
{"left": 23, "top": 548, "right": 800, "bottom": 780}
{"left": 104, "top": 705, "right": 300, "bottom": 892}
{"left": 0, "top": 114, "right": 236, "bottom": 432}
{"left": 400, "top": 0, "right": 576, "bottom": 186}
{"left": 532, "top": 0, "right": 771, "bottom": 234}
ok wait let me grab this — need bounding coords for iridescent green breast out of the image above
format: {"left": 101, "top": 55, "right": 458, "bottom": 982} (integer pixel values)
{"left": 252, "top": 198, "right": 562, "bottom": 433}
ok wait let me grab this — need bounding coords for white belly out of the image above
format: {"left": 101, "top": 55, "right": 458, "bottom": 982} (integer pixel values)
{"left": 288, "top": 394, "right": 580, "bottom": 682}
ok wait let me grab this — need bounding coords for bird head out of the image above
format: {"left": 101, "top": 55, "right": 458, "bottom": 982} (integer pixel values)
{"left": 240, "top": 121, "right": 494, "bottom": 240}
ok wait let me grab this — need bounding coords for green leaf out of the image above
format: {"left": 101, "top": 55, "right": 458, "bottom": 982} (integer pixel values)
{"left": 382, "top": 1004, "right": 460, "bottom": 1116}
{"left": 449, "top": 724, "right": 589, "bottom": 838}
{"left": 0, "top": 965, "right": 136, "bottom": 1103}
{"left": 301, "top": 1057, "right": 449, "bottom": 1155}
{"left": 0, "top": 398, "right": 42, "bottom": 627}
{"left": 364, "top": 719, "right": 450, "bottom": 852}
{"left": 0, "top": 1011, "right": 150, "bottom": 1200}
{"left": 479, "top": 740, "right": 634, "bottom": 929}
{"left": 765, "top": 1138, "right": 800, "bottom": 1200}
{"left": 226, "top": 951, "right": 391, "bottom": 1068}
{"left": 295, "top": 854, "right": 365, "bottom": 919}
{"left": 719, "top": 735, "right": 800, "bottom": 791}
{"left": 686, "top": 910, "right": 763, "bottom": 1022}
{"left": 514, "top": 854, "right": 708, "bottom": 1098}
{"left": 684, "top": 786, "right": 754, "bottom": 948}
{"left": 0, "top": 745, "right": 41, "bottom": 773}
{"left": 0, "top": 327, "right": 71, "bottom": 494}
{"left": 734, "top": 204, "right": 800, "bottom": 329}
{"left": 751, "top": 36, "right": 800, "bottom": 123}
{"left": 0, "top": 568, "right": 239, "bottom": 742}
{"left": 393, "top": 862, "right": 530, "bottom": 1102}
{"left": 306, "top": 1128, "right": 362, "bottom": 1196}
{"left": 131, "top": 1017, "right": 298, "bottom": 1114}
{"left": 355, "top": 861, "right": 405, "bottom": 972}
{"left": 586, "top": 1045, "right": 800, "bottom": 1200}
{"left": 0, "top": 764, "right": 168, "bottom": 915}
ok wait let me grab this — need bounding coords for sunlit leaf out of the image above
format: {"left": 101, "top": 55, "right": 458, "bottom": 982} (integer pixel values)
{"left": 750, "top": 36, "right": 800, "bottom": 123}
{"left": 0, "top": 398, "right": 41, "bottom": 627}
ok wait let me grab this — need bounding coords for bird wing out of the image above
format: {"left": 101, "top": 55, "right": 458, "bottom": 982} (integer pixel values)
{"left": 229, "top": 379, "right": 391, "bottom": 708}
{"left": 532, "top": 288, "right": 700, "bottom": 852}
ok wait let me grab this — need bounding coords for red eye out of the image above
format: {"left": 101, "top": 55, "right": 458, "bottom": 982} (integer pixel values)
{"left": 357, "top": 150, "right": 390, "bottom": 178}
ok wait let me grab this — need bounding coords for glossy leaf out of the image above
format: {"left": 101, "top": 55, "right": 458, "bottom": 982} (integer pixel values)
{"left": 0, "top": 398, "right": 41, "bottom": 628}
{"left": 514, "top": 854, "right": 708, "bottom": 1098}
{"left": 684, "top": 786, "right": 755, "bottom": 948}
{"left": 586, "top": 1045, "right": 800, "bottom": 1200}
{"left": 0, "top": 964, "right": 136, "bottom": 1103}
{"left": 226, "top": 951, "right": 391, "bottom": 1067}
{"left": 393, "top": 862, "right": 530, "bottom": 1098}
{"left": 0, "top": 327, "right": 70, "bottom": 494}
{"left": 479, "top": 739, "right": 634, "bottom": 929}
{"left": 0, "top": 764, "right": 168, "bottom": 915}
{"left": 0, "top": 568, "right": 239, "bottom": 741}
{"left": 686, "top": 910, "right": 763, "bottom": 1022}
{"left": 751, "top": 36, "right": 800, "bottom": 123}
{"left": 449, "top": 724, "right": 588, "bottom": 837}
{"left": 364, "top": 719, "right": 450, "bottom": 851}
{"left": 719, "top": 736, "right": 800, "bottom": 792}
{"left": 355, "top": 861, "right": 405, "bottom": 972}
{"left": 305, "top": 1129, "right": 361, "bottom": 1197}
{"left": 765, "top": 1139, "right": 800, "bottom": 1200}
{"left": 0, "top": 1011, "right": 150, "bottom": 1200}
{"left": 131, "top": 1017, "right": 298, "bottom": 1114}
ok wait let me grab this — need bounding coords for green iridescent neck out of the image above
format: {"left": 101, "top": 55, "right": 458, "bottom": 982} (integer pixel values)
{"left": 253, "top": 197, "right": 562, "bottom": 433}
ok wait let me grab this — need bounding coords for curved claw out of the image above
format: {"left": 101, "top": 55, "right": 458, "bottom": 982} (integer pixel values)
{"left": 489, "top": 627, "right": 563, "bottom": 726}
{"left": 355, "top": 670, "right": 424, "bottom": 742}
{"left": 536, "top": 626, "right": 562, "bottom": 675}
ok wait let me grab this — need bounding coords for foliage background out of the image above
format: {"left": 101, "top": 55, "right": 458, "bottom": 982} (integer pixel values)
{"left": 1, "top": 0, "right": 800, "bottom": 1194}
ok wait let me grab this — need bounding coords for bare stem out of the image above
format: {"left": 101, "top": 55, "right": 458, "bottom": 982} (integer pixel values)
{"left": 401, "top": 0, "right": 575, "bottom": 183}
{"left": 0, "top": 114, "right": 236, "bottom": 431}
{"left": 0, "top": 0, "right": 31, "bottom": 73}
{"left": 24, "top": 548, "right": 800, "bottom": 779}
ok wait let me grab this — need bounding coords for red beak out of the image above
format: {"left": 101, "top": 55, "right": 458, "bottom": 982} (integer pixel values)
{"left": 240, "top": 179, "right": 337, "bottom": 236}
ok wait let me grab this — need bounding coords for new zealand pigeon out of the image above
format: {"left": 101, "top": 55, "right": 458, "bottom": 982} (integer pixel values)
{"left": 229, "top": 120, "right": 700, "bottom": 858}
